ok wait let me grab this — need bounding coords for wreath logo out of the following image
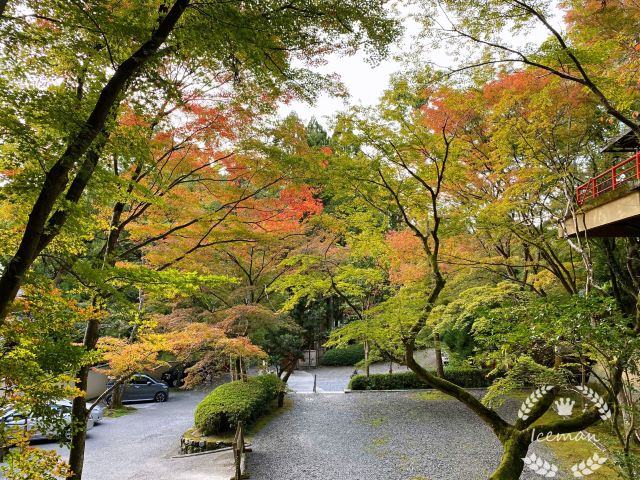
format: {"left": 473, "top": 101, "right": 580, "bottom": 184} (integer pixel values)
{"left": 519, "top": 385, "right": 611, "bottom": 478}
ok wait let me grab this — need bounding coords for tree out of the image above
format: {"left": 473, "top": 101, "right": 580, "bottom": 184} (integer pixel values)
{"left": 0, "top": 285, "right": 87, "bottom": 477}
{"left": 1, "top": 4, "right": 401, "bottom": 478}
{"left": 306, "top": 118, "right": 330, "bottom": 147}
{"left": 422, "top": 0, "right": 640, "bottom": 136}
{"left": 275, "top": 70, "right": 632, "bottom": 479}
{"left": 0, "top": 0, "right": 401, "bottom": 322}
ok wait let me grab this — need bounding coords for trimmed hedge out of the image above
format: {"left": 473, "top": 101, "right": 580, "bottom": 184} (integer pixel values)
{"left": 320, "top": 344, "right": 365, "bottom": 366}
{"left": 348, "top": 368, "right": 491, "bottom": 390}
{"left": 194, "top": 375, "right": 283, "bottom": 435}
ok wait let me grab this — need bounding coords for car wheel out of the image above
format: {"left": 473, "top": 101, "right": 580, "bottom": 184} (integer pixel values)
{"left": 154, "top": 391, "right": 168, "bottom": 403}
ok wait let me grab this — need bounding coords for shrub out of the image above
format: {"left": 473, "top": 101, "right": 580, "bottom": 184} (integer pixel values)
{"left": 194, "top": 374, "right": 284, "bottom": 435}
{"left": 348, "top": 368, "right": 491, "bottom": 390}
{"left": 320, "top": 344, "right": 365, "bottom": 366}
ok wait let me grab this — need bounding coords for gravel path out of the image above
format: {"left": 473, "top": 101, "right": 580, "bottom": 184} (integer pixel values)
{"left": 300, "top": 350, "right": 438, "bottom": 392}
{"left": 248, "top": 392, "right": 552, "bottom": 480}
{"left": 3, "top": 388, "right": 236, "bottom": 480}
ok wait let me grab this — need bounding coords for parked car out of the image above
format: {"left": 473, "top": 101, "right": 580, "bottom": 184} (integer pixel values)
{"left": 105, "top": 374, "right": 169, "bottom": 405}
{"left": 89, "top": 403, "right": 104, "bottom": 424}
{"left": 55, "top": 399, "right": 103, "bottom": 425}
{"left": 1, "top": 400, "right": 94, "bottom": 442}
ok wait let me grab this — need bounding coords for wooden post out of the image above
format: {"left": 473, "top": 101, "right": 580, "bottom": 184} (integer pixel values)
{"left": 364, "top": 340, "right": 370, "bottom": 378}
{"left": 230, "top": 421, "right": 250, "bottom": 480}
{"left": 313, "top": 374, "right": 317, "bottom": 393}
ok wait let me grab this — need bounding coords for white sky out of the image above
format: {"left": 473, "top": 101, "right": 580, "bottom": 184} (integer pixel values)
{"left": 279, "top": 11, "right": 425, "bottom": 127}
{"left": 279, "top": 5, "right": 559, "bottom": 131}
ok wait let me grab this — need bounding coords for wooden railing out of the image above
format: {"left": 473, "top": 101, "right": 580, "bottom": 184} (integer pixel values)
{"left": 576, "top": 152, "right": 640, "bottom": 205}
{"left": 230, "top": 421, "right": 251, "bottom": 480}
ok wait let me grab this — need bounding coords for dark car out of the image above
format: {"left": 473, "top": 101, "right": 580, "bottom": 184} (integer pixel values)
{"left": 105, "top": 374, "right": 169, "bottom": 405}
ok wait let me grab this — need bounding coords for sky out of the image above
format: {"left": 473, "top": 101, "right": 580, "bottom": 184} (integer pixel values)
{"left": 278, "top": 5, "right": 559, "bottom": 131}
{"left": 278, "top": 10, "right": 425, "bottom": 127}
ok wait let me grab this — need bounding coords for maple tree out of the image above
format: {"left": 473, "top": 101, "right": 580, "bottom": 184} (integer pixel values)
{"left": 0, "top": 0, "right": 401, "bottom": 321}
{"left": 4, "top": 2, "right": 640, "bottom": 479}
{"left": 0, "top": 3, "right": 400, "bottom": 478}
{"left": 266, "top": 64, "right": 640, "bottom": 478}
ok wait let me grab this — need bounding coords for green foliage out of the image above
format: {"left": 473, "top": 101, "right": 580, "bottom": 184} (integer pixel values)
{"left": 194, "top": 375, "right": 284, "bottom": 435}
{"left": 306, "top": 118, "right": 329, "bottom": 147}
{"left": 348, "top": 368, "right": 492, "bottom": 390}
{"left": 257, "top": 320, "right": 306, "bottom": 372}
{"left": 482, "top": 356, "right": 572, "bottom": 408}
{"left": 320, "top": 344, "right": 365, "bottom": 366}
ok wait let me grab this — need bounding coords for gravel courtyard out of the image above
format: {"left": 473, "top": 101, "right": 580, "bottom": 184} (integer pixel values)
{"left": 3, "top": 388, "right": 234, "bottom": 480}
{"left": 248, "top": 392, "right": 550, "bottom": 480}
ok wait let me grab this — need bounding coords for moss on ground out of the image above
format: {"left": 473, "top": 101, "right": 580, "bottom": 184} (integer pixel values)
{"left": 365, "top": 416, "right": 387, "bottom": 427}
{"left": 104, "top": 406, "right": 136, "bottom": 418}
{"left": 515, "top": 390, "right": 629, "bottom": 479}
{"left": 412, "top": 391, "right": 455, "bottom": 402}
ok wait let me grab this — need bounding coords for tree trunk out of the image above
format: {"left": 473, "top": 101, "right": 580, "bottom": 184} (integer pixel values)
{"left": 67, "top": 365, "right": 90, "bottom": 480}
{"left": 434, "top": 333, "right": 445, "bottom": 377}
{"left": 111, "top": 383, "right": 124, "bottom": 409}
{"left": 278, "top": 363, "right": 295, "bottom": 408}
{"left": 0, "top": 0, "right": 190, "bottom": 322}
{"left": 327, "top": 296, "right": 335, "bottom": 330}
{"left": 67, "top": 318, "right": 100, "bottom": 480}
{"left": 488, "top": 433, "right": 531, "bottom": 480}
{"left": 235, "top": 357, "right": 244, "bottom": 381}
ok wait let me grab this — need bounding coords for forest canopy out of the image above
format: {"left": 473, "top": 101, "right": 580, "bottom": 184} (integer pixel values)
{"left": 2, "top": 1, "right": 640, "bottom": 479}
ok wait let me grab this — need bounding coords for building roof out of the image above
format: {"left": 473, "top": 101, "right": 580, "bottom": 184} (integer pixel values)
{"left": 601, "top": 128, "right": 640, "bottom": 153}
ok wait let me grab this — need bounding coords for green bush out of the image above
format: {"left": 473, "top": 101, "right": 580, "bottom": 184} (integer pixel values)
{"left": 194, "top": 375, "right": 284, "bottom": 435}
{"left": 348, "top": 368, "right": 491, "bottom": 390}
{"left": 320, "top": 344, "right": 365, "bottom": 366}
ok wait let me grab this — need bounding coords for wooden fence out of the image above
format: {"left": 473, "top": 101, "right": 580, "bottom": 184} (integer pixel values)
{"left": 230, "top": 421, "right": 251, "bottom": 480}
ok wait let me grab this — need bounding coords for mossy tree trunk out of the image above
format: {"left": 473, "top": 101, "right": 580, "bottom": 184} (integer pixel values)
{"left": 488, "top": 433, "right": 531, "bottom": 480}
{"left": 405, "top": 340, "right": 607, "bottom": 480}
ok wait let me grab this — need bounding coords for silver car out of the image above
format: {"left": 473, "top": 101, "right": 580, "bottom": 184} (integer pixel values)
{"left": 1, "top": 401, "right": 94, "bottom": 442}
{"left": 58, "top": 399, "right": 103, "bottom": 425}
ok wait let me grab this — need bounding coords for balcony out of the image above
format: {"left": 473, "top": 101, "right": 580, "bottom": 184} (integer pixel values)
{"left": 563, "top": 152, "right": 640, "bottom": 237}
{"left": 576, "top": 152, "right": 640, "bottom": 205}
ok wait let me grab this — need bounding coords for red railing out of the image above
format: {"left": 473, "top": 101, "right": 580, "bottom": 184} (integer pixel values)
{"left": 576, "top": 152, "right": 640, "bottom": 205}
